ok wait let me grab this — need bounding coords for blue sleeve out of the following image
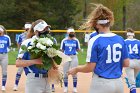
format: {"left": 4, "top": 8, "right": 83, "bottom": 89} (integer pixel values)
{"left": 17, "top": 35, "right": 22, "bottom": 44}
{"left": 138, "top": 41, "right": 140, "bottom": 56}
{"left": 121, "top": 41, "right": 129, "bottom": 60}
{"left": 76, "top": 40, "right": 80, "bottom": 50}
{"left": 60, "top": 40, "right": 65, "bottom": 50}
{"left": 7, "top": 38, "right": 9, "bottom": 47}
{"left": 62, "top": 43, "right": 65, "bottom": 50}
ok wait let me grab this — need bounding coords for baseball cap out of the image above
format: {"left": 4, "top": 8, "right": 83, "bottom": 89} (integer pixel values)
{"left": 24, "top": 24, "right": 32, "bottom": 29}
{"left": 67, "top": 28, "right": 75, "bottom": 33}
{"left": 33, "top": 21, "right": 50, "bottom": 32}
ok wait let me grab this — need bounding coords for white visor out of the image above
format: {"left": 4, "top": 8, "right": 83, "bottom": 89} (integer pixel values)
{"left": 24, "top": 24, "right": 32, "bottom": 29}
{"left": 127, "top": 32, "right": 135, "bottom": 36}
{"left": 67, "top": 28, "right": 75, "bottom": 33}
{"left": 0, "top": 27, "right": 4, "bottom": 32}
{"left": 33, "top": 21, "right": 50, "bottom": 32}
{"left": 97, "top": 20, "right": 109, "bottom": 24}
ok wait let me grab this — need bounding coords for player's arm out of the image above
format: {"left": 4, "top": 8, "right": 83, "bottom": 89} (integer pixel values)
{"left": 68, "top": 62, "right": 96, "bottom": 75}
{"left": 123, "top": 58, "right": 129, "bottom": 67}
{"left": 122, "top": 41, "right": 130, "bottom": 67}
{"left": 16, "top": 58, "right": 43, "bottom": 67}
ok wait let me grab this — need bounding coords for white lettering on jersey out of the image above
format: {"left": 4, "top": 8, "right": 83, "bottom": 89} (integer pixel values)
{"left": 0, "top": 40, "right": 7, "bottom": 43}
{"left": 65, "top": 43, "right": 76, "bottom": 47}
{"left": 0, "top": 44, "right": 4, "bottom": 48}
{"left": 128, "top": 44, "right": 138, "bottom": 54}
{"left": 106, "top": 43, "right": 122, "bottom": 63}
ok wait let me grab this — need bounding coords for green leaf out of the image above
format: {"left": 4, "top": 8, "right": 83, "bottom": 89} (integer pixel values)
{"left": 41, "top": 55, "right": 53, "bottom": 70}
{"left": 53, "top": 56, "right": 62, "bottom": 65}
{"left": 21, "top": 45, "right": 27, "bottom": 51}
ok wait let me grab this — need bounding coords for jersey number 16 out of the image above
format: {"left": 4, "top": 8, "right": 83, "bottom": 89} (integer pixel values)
{"left": 106, "top": 43, "right": 122, "bottom": 64}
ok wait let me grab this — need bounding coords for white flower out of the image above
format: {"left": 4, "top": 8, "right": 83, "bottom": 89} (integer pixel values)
{"left": 36, "top": 43, "right": 46, "bottom": 50}
{"left": 38, "top": 37, "right": 53, "bottom": 46}
{"left": 40, "top": 45, "right": 46, "bottom": 50}
{"left": 46, "top": 38, "right": 53, "bottom": 46}
{"left": 47, "top": 48, "right": 57, "bottom": 57}
{"left": 38, "top": 38, "right": 47, "bottom": 44}
{"left": 28, "top": 46, "right": 33, "bottom": 50}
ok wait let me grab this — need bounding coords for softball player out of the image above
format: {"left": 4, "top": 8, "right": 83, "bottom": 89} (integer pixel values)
{"left": 68, "top": 4, "right": 130, "bottom": 93}
{"left": 60, "top": 28, "right": 80, "bottom": 93}
{"left": 125, "top": 28, "right": 140, "bottom": 93}
{"left": 16, "top": 19, "right": 52, "bottom": 93}
{"left": 0, "top": 25, "right": 11, "bottom": 91}
{"left": 13, "top": 22, "right": 32, "bottom": 91}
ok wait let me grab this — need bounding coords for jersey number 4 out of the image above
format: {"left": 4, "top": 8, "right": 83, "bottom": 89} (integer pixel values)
{"left": 106, "top": 43, "right": 122, "bottom": 63}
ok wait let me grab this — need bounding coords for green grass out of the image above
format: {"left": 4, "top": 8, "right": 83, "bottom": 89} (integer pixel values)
{"left": 8, "top": 47, "right": 87, "bottom": 65}
{"left": 8, "top": 50, "right": 18, "bottom": 65}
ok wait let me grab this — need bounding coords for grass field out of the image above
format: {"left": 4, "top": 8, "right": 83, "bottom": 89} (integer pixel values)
{"left": 8, "top": 47, "right": 87, "bottom": 65}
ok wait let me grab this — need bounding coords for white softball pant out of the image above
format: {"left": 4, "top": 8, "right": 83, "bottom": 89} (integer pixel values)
{"left": 89, "top": 74, "right": 123, "bottom": 93}
{"left": 0, "top": 54, "right": 8, "bottom": 77}
{"left": 25, "top": 73, "right": 51, "bottom": 93}
{"left": 63, "top": 55, "right": 78, "bottom": 77}
{"left": 125, "top": 59, "right": 140, "bottom": 87}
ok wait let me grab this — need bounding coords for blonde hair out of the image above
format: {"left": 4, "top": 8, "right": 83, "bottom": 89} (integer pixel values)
{"left": 80, "top": 4, "right": 114, "bottom": 30}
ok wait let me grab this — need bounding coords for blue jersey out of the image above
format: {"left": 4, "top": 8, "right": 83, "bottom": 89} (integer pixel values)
{"left": 86, "top": 33, "right": 129, "bottom": 79}
{"left": 60, "top": 37, "right": 80, "bottom": 55}
{"left": 125, "top": 39, "right": 140, "bottom": 59}
{"left": 17, "top": 32, "right": 27, "bottom": 45}
{"left": 89, "top": 31, "right": 98, "bottom": 39}
{"left": 0, "top": 35, "right": 11, "bottom": 53}
{"left": 18, "top": 39, "right": 47, "bottom": 75}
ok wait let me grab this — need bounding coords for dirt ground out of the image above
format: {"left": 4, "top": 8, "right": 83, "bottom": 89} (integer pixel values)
{"left": 0, "top": 65, "right": 140, "bottom": 93}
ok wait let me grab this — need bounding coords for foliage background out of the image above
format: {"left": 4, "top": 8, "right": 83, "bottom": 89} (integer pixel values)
{"left": 0, "top": 0, "right": 140, "bottom": 44}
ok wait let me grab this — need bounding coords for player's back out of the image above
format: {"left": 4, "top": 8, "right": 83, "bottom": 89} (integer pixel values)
{"left": 125, "top": 39, "right": 140, "bottom": 59}
{"left": 88, "top": 33, "right": 128, "bottom": 79}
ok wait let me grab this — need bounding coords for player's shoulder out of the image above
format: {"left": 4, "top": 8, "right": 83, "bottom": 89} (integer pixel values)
{"left": 90, "top": 31, "right": 98, "bottom": 36}
{"left": 4, "top": 35, "right": 10, "bottom": 39}
{"left": 89, "top": 33, "right": 123, "bottom": 44}
{"left": 90, "top": 33, "right": 117, "bottom": 40}
{"left": 125, "top": 38, "right": 139, "bottom": 42}
{"left": 73, "top": 37, "right": 79, "bottom": 41}
{"left": 21, "top": 38, "right": 32, "bottom": 46}
{"left": 61, "top": 37, "right": 68, "bottom": 42}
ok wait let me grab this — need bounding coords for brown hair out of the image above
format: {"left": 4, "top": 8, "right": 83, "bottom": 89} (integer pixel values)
{"left": 80, "top": 4, "right": 114, "bottom": 30}
{"left": 26, "top": 19, "right": 44, "bottom": 38}
{"left": 126, "top": 28, "right": 134, "bottom": 33}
